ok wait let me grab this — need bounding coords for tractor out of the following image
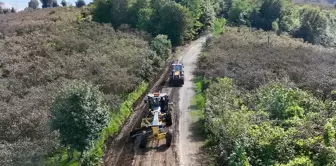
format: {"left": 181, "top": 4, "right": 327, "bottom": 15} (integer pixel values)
{"left": 169, "top": 62, "right": 184, "bottom": 86}
{"left": 129, "top": 92, "right": 173, "bottom": 149}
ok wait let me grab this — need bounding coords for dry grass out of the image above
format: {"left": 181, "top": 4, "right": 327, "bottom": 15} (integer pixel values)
{"left": 0, "top": 7, "right": 156, "bottom": 165}
{"left": 198, "top": 27, "right": 336, "bottom": 98}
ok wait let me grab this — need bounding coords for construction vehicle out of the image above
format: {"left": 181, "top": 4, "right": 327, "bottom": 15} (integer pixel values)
{"left": 169, "top": 62, "right": 184, "bottom": 86}
{"left": 129, "top": 92, "right": 173, "bottom": 149}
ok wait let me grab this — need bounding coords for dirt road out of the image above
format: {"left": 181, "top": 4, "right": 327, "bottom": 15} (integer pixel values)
{"left": 103, "top": 36, "right": 208, "bottom": 166}
{"left": 177, "top": 37, "right": 209, "bottom": 166}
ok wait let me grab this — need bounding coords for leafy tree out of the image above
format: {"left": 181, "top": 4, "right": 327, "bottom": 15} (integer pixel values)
{"left": 228, "top": 143, "right": 250, "bottom": 166}
{"left": 92, "top": 0, "right": 112, "bottom": 23}
{"left": 199, "top": 0, "right": 216, "bottom": 30}
{"left": 278, "top": 2, "right": 300, "bottom": 33}
{"left": 150, "top": 0, "right": 193, "bottom": 46}
{"left": 136, "top": 7, "right": 153, "bottom": 30}
{"left": 92, "top": 0, "right": 127, "bottom": 28}
{"left": 50, "top": 81, "right": 110, "bottom": 158}
{"left": 257, "top": 0, "right": 286, "bottom": 30}
{"left": 212, "top": 18, "right": 226, "bottom": 37}
{"left": 61, "top": 0, "right": 67, "bottom": 7}
{"left": 28, "top": 0, "right": 39, "bottom": 9}
{"left": 278, "top": 156, "right": 313, "bottom": 166}
{"left": 272, "top": 18, "right": 279, "bottom": 32}
{"left": 52, "top": 0, "right": 59, "bottom": 7}
{"left": 179, "top": 0, "right": 203, "bottom": 39}
{"left": 40, "top": 0, "right": 53, "bottom": 8}
{"left": 228, "top": 0, "right": 255, "bottom": 26}
{"left": 11, "top": 7, "right": 16, "bottom": 13}
{"left": 149, "top": 34, "right": 172, "bottom": 60}
{"left": 127, "top": 0, "right": 152, "bottom": 28}
{"left": 76, "top": 0, "right": 86, "bottom": 8}
{"left": 294, "top": 7, "right": 329, "bottom": 46}
{"left": 323, "top": 121, "right": 335, "bottom": 146}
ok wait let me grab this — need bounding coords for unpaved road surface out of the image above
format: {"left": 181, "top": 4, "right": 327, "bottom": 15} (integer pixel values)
{"left": 178, "top": 37, "right": 210, "bottom": 166}
{"left": 103, "top": 36, "right": 209, "bottom": 166}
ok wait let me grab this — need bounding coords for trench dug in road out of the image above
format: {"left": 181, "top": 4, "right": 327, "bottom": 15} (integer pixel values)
{"left": 103, "top": 36, "right": 211, "bottom": 166}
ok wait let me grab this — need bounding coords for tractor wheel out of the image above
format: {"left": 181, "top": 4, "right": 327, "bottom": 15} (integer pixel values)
{"left": 165, "top": 112, "right": 172, "bottom": 126}
{"left": 139, "top": 131, "right": 148, "bottom": 149}
{"left": 166, "top": 129, "right": 173, "bottom": 147}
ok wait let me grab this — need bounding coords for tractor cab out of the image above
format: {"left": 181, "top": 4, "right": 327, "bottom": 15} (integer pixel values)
{"left": 145, "top": 92, "right": 169, "bottom": 113}
{"left": 169, "top": 62, "right": 184, "bottom": 86}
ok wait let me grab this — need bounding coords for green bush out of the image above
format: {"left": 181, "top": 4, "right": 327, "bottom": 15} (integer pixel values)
{"left": 81, "top": 81, "right": 148, "bottom": 165}
{"left": 278, "top": 156, "right": 313, "bottom": 166}
{"left": 212, "top": 18, "right": 226, "bottom": 37}
{"left": 149, "top": 34, "right": 172, "bottom": 61}
{"left": 199, "top": 77, "right": 336, "bottom": 165}
{"left": 50, "top": 80, "right": 110, "bottom": 159}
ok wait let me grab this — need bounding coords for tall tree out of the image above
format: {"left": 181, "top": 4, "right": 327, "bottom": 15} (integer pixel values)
{"left": 76, "top": 0, "right": 86, "bottom": 8}
{"left": 11, "top": 7, "right": 16, "bottom": 13}
{"left": 150, "top": 0, "right": 193, "bottom": 46}
{"left": 40, "top": 0, "right": 53, "bottom": 8}
{"left": 28, "top": 0, "right": 39, "bottom": 9}
{"left": 52, "top": 0, "right": 59, "bottom": 7}
{"left": 50, "top": 81, "right": 110, "bottom": 158}
{"left": 61, "top": 0, "right": 67, "bottom": 7}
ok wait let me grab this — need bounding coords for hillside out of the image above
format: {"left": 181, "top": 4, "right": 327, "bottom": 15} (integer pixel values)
{"left": 0, "top": 7, "right": 167, "bottom": 165}
{"left": 196, "top": 27, "right": 336, "bottom": 165}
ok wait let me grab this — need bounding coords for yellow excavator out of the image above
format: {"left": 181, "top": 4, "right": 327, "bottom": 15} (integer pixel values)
{"left": 130, "top": 92, "right": 173, "bottom": 148}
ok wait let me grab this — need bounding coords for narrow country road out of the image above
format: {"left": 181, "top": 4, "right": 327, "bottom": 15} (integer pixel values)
{"left": 103, "top": 36, "right": 210, "bottom": 166}
{"left": 177, "top": 36, "right": 210, "bottom": 166}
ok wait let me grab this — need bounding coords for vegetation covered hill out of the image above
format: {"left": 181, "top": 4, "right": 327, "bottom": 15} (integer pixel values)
{"left": 0, "top": 7, "right": 170, "bottom": 165}
{"left": 195, "top": 27, "right": 336, "bottom": 165}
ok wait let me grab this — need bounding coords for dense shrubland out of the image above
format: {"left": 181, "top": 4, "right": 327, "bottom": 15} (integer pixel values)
{"left": 196, "top": 27, "right": 336, "bottom": 165}
{"left": 0, "top": 8, "right": 171, "bottom": 165}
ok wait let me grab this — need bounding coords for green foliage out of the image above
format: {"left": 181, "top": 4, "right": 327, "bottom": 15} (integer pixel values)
{"left": 92, "top": 0, "right": 214, "bottom": 46}
{"left": 40, "top": 0, "right": 53, "bottom": 8}
{"left": 255, "top": 0, "right": 286, "bottom": 30}
{"left": 29, "top": 0, "right": 39, "bottom": 9}
{"left": 81, "top": 82, "right": 148, "bottom": 165}
{"left": 179, "top": 0, "right": 203, "bottom": 38}
{"left": 150, "top": 0, "right": 193, "bottom": 45}
{"left": 76, "top": 0, "right": 86, "bottom": 8}
{"left": 256, "top": 83, "right": 315, "bottom": 120}
{"left": 197, "top": 76, "right": 336, "bottom": 165}
{"left": 61, "top": 0, "right": 67, "bottom": 7}
{"left": 278, "top": 156, "right": 313, "bottom": 166}
{"left": 272, "top": 18, "right": 279, "bottom": 32}
{"left": 228, "top": 143, "right": 250, "bottom": 166}
{"left": 213, "top": 0, "right": 336, "bottom": 47}
{"left": 199, "top": 0, "right": 216, "bottom": 29}
{"left": 228, "top": 0, "right": 255, "bottom": 26}
{"left": 52, "top": 0, "right": 59, "bottom": 7}
{"left": 212, "top": 18, "right": 226, "bottom": 37}
{"left": 50, "top": 80, "right": 110, "bottom": 155}
{"left": 149, "top": 34, "right": 172, "bottom": 60}
{"left": 323, "top": 121, "right": 335, "bottom": 146}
